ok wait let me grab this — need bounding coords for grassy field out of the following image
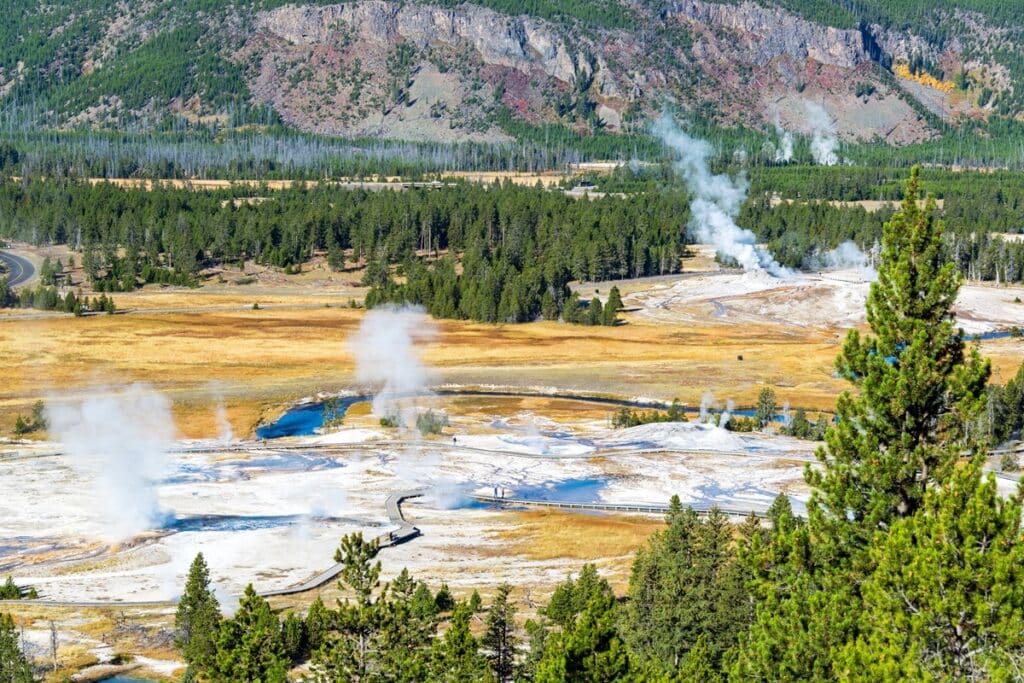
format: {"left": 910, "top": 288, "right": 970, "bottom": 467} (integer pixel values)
{"left": 3, "top": 279, "right": 1021, "bottom": 438}
{"left": 2, "top": 274, "right": 1019, "bottom": 678}
{"left": 1, "top": 300, "right": 856, "bottom": 438}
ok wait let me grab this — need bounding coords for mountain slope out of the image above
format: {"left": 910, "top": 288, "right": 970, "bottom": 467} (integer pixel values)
{"left": 0, "top": 0, "right": 1021, "bottom": 146}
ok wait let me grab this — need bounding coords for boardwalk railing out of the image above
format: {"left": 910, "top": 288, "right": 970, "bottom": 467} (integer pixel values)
{"left": 0, "top": 489, "right": 426, "bottom": 607}
{"left": 470, "top": 495, "right": 768, "bottom": 519}
{"left": 260, "top": 488, "right": 425, "bottom": 598}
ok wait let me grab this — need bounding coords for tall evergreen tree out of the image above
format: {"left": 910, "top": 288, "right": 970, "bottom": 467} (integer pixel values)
{"left": 482, "top": 584, "right": 517, "bottom": 682}
{"left": 731, "top": 167, "right": 993, "bottom": 679}
{"left": 602, "top": 286, "right": 623, "bottom": 326}
{"left": 431, "top": 602, "right": 494, "bottom": 682}
{"left": 175, "top": 553, "right": 221, "bottom": 671}
{"left": 210, "top": 584, "right": 288, "bottom": 683}
{"left": 811, "top": 166, "right": 990, "bottom": 545}
{"left": 305, "top": 596, "right": 331, "bottom": 654}
{"left": 835, "top": 459, "right": 1024, "bottom": 680}
{"left": 533, "top": 567, "right": 632, "bottom": 683}
{"left": 310, "top": 532, "right": 385, "bottom": 682}
{"left": 677, "top": 634, "right": 723, "bottom": 683}
{"left": 0, "top": 613, "right": 32, "bottom": 683}
{"left": 622, "top": 498, "right": 751, "bottom": 675}
{"left": 755, "top": 387, "right": 777, "bottom": 428}
{"left": 373, "top": 568, "right": 437, "bottom": 680}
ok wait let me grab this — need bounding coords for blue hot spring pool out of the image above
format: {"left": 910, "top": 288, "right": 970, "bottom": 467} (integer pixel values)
{"left": 255, "top": 396, "right": 365, "bottom": 439}
{"left": 514, "top": 477, "right": 608, "bottom": 503}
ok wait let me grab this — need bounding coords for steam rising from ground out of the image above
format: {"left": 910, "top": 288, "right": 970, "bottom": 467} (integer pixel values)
{"left": 653, "top": 114, "right": 791, "bottom": 277}
{"left": 804, "top": 101, "right": 840, "bottom": 166}
{"left": 772, "top": 113, "right": 794, "bottom": 163}
{"left": 349, "top": 305, "right": 437, "bottom": 421}
{"left": 45, "top": 384, "right": 175, "bottom": 541}
{"left": 348, "top": 305, "right": 464, "bottom": 502}
{"left": 819, "top": 241, "right": 877, "bottom": 280}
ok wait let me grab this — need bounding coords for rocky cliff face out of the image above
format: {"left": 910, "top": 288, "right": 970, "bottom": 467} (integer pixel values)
{"left": 10, "top": 0, "right": 1011, "bottom": 145}
{"left": 243, "top": 0, "right": 992, "bottom": 143}
{"left": 665, "top": 0, "right": 867, "bottom": 69}
{"left": 258, "top": 2, "right": 588, "bottom": 87}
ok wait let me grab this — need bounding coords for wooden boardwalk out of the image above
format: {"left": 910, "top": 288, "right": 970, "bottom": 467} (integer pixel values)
{"left": 470, "top": 495, "right": 769, "bottom": 520}
{"left": 260, "top": 489, "right": 425, "bottom": 598}
{"left": 0, "top": 489, "right": 426, "bottom": 608}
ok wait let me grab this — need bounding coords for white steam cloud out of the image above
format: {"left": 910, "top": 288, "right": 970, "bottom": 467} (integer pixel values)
{"left": 348, "top": 305, "right": 437, "bottom": 423}
{"left": 214, "top": 397, "right": 233, "bottom": 444}
{"left": 720, "top": 399, "right": 735, "bottom": 428}
{"left": 699, "top": 390, "right": 715, "bottom": 423}
{"left": 653, "top": 114, "right": 792, "bottom": 277}
{"left": 818, "top": 240, "right": 877, "bottom": 280}
{"left": 349, "top": 305, "right": 465, "bottom": 503}
{"left": 46, "top": 384, "right": 175, "bottom": 541}
{"left": 772, "top": 113, "right": 794, "bottom": 163}
{"left": 804, "top": 101, "right": 840, "bottom": 166}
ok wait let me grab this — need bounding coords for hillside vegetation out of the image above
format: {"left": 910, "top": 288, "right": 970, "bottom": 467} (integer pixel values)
{"left": 1, "top": 0, "right": 1022, "bottom": 165}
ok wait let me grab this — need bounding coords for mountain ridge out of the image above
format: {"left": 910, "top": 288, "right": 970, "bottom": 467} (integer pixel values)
{"left": 0, "top": 0, "right": 1021, "bottom": 148}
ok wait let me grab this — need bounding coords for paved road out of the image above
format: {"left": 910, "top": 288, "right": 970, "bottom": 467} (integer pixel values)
{"left": 0, "top": 250, "right": 34, "bottom": 287}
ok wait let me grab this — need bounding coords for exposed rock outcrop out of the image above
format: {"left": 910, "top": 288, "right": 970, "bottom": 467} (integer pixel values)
{"left": 664, "top": 0, "right": 867, "bottom": 69}
{"left": 258, "top": 2, "right": 587, "bottom": 85}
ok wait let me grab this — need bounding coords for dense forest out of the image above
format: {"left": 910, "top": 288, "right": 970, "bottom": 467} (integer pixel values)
{"left": 0, "top": 178, "right": 690, "bottom": 322}
{"left": 6, "top": 173, "right": 1017, "bottom": 681}
{"left": 2, "top": 162, "right": 1024, "bottom": 321}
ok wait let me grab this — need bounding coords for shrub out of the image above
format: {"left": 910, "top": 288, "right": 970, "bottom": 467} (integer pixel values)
{"left": 416, "top": 409, "right": 449, "bottom": 436}
{"left": 1001, "top": 452, "right": 1019, "bottom": 472}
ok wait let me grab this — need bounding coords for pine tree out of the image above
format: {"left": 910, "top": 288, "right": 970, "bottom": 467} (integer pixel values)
{"left": 731, "top": 167, "right": 993, "bottom": 680}
{"left": 373, "top": 569, "right": 437, "bottom": 679}
{"left": 482, "top": 584, "right": 517, "bottom": 682}
{"left": 175, "top": 553, "right": 221, "bottom": 671}
{"left": 586, "top": 296, "right": 603, "bottom": 326}
{"left": 835, "top": 459, "right": 1024, "bottom": 680}
{"left": 434, "top": 583, "right": 455, "bottom": 613}
{"left": 336, "top": 532, "right": 381, "bottom": 608}
{"left": 621, "top": 499, "right": 750, "bottom": 675}
{"left": 677, "top": 634, "right": 722, "bottom": 683}
{"left": 785, "top": 408, "right": 812, "bottom": 439}
{"left": 431, "top": 602, "right": 494, "bottom": 682}
{"left": 0, "top": 578, "right": 20, "bottom": 600}
{"left": 810, "top": 166, "right": 990, "bottom": 545}
{"left": 666, "top": 398, "right": 686, "bottom": 422}
{"left": 0, "top": 613, "right": 32, "bottom": 683}
{"left": 281, "top": 612, "right": 306, "bottom": 664}
{"left": 602, "top": 286, "right": 622, "bottom": 326}
{"left": 305, "top": 596, "right": 331, "bottom": 653}
{"left": 562, "top": 291, "right": 583, "bottom": 324}
{"left": 211, "top": 584, "right": 287, "bottom": 683}
{"left": 533, "top": 567, "right": 632, "bottom": 683}
{"left": 310, "top": 533, "right": 383, "bottom": 682}
{"left": 755, "top": 387, "right": 777, "bottom": 428}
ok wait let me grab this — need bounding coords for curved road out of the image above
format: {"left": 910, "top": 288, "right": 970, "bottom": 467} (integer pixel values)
{"left": 0, "top": 250, "right": 34, "bottom": 287}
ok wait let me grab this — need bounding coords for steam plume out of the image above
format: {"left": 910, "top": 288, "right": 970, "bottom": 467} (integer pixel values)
{"left": 804, "top": 101, "right": 840, "bottom": 166}
{"left": 820, "top": 240, "right": 877, "bottom": 280}
{"left": 653, "top": 114, "right": 792, "bottom": 277}
{"left": 46, "top": 384, "right": 175, "bottom": 541}
{"left": 214, "top": 400, "right": 233, "bottom": 444}
{"left": 699, "top": 391, "right": 715, "bottom": 423}
{"left": 772, "top": 113, "right": 794, "bottom": 163}
{"left": 348, "top": 305, "right": 437, "bottom": 422}
{"left": 720, "top": 399, "right": 735, "bottom": 428}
